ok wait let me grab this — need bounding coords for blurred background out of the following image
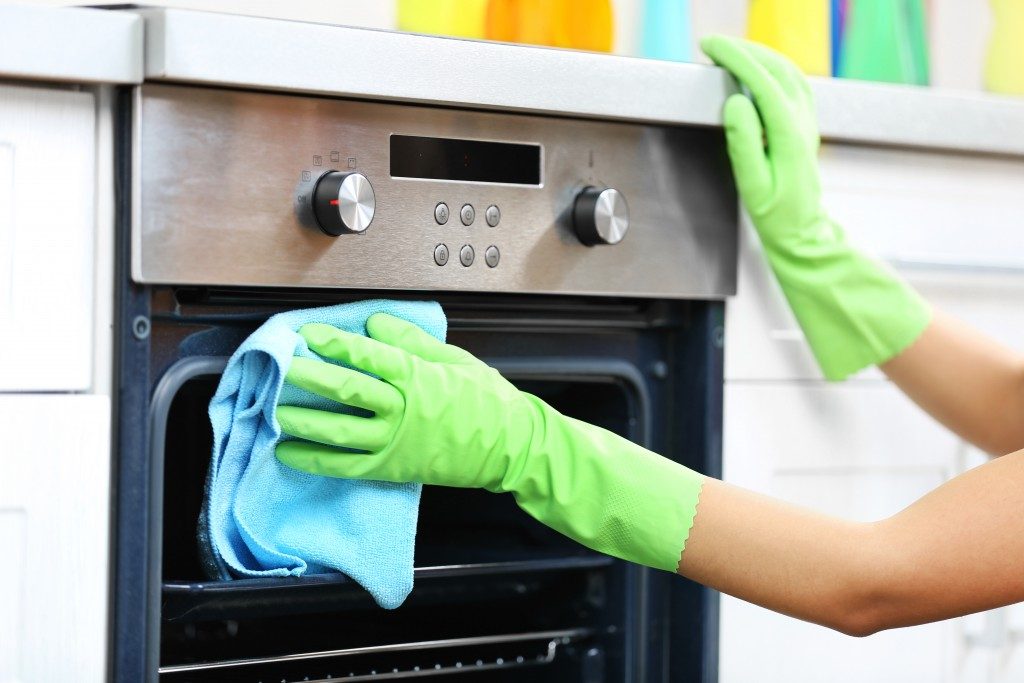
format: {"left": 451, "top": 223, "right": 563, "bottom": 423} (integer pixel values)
{"left": 19, "top": 0, "right": 1024, "bottom": 94}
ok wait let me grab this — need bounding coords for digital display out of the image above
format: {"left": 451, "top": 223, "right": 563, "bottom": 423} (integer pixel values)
{"left": 390, "top": 135, "right": 541, "bottom": 185}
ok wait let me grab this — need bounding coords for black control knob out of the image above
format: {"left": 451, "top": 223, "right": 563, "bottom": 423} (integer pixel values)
{"left": 573, "top": 186, "right": 629, "bottom": 246}
{"left": 312, "top": 171, "right": 376, "bottom": 236}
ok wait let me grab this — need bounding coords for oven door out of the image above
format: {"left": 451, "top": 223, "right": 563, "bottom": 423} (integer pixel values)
{"left": 117, "top": 291, "right": 723, "bottom": 682}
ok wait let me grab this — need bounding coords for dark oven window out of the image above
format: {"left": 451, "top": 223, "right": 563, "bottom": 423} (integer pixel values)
{"left": 159, "top": 366, "right": 640, "bottom": 679}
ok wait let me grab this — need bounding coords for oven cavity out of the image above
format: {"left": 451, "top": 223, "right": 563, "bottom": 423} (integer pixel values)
{"left": 154, "top": 354, "right": 647, "bottom": 680}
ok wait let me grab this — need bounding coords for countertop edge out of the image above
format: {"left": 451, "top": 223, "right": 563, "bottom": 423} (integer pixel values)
{"left": 0, "top": 6, "right": 143, "bottom": 85}
{"left": 136, "top": 7, "right": 1024, "bottom": 158}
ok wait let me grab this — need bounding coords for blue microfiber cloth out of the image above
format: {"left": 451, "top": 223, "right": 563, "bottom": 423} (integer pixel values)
{"left": 199, "top": 299, "right": 446, "bottom": 609}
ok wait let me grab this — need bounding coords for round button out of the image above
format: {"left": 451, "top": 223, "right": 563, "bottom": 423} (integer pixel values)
{"left": 484, "top": 245, "right": 500, "bottom": 268}
{"left": 460, "top": 204, "right": 475, "bottom": 226}
{"left": 434, "top": 243, "right": 449, "bottom": 266}
{"left": 434, "top": 202, "right": 450, "bottom": 225}
{"left": 312, "top": 171, "right": 376, "bottom": 236}
{"left": 572, "top": 186, "right": 629, "bottom": 246}
{"left": 485, "top": 205, "right": 501, "bottom": 227}
{"left": 459, "top": 244, "right": 475, "bottom": 267}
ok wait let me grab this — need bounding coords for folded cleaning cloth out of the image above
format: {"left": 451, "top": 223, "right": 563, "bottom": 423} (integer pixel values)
{"left": 200, "top": 300, "right": 446, "bottom": 609}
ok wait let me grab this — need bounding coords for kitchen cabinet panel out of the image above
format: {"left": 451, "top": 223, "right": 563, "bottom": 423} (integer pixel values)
{"left": 0, "top": 395, "right": 110, "bottom": 682}
{"left": 724, "top": 382, "right": 958, "bottom": 476}
{"left": 0, "top": 84, "right": 96, "bottom": 391}
{"left": 722, "top": 382, "right": 962, "bottom": 682}
{"left": 721, "top": 597, "right": 949, "bottom": 683}
{"left": 821, "top": 145, "right": 1024, "bottom": 271}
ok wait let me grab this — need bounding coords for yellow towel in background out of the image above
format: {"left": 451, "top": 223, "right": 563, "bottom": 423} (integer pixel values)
{"left": 397, "top": 0, "right": 488, "bottom": 39}
{"left": 747, "top": 0, "right": 830, "bottom": 76}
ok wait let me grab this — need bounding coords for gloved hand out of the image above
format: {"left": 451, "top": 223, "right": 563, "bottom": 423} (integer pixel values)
{"left": 275, "top": 313, "right": 704, "bottom": 572}
{"left": 702, "top": 35, "right": 931, "bottom": 380}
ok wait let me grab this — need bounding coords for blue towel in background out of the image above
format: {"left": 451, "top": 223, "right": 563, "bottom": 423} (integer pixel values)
{"left": 200, "top": 300, "right": 447, "bottom": 609}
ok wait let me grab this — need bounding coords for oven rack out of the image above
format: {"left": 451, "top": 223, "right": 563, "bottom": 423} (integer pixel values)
{"left": 162, "top": 555, "right": 615, "bottom": 622}
{"left": 158, "top": 628, "right": 594, "bottom": 681}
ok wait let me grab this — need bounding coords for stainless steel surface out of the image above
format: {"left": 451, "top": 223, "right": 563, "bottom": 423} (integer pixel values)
{"left": 157, "top": 628, "right": 589, "bottom": 674}
{"left": 336, "top": 172, "right": 375, "bottom": 233}
{"left": 0, "top": 6, "right": 142, "bottom": 84}
{"left": 136, "top": 8, "right": 733, "bottom": 129}
{"left": 135, "top": 8, "right": 1024, "bottom": 157}
{"left": 135, "top": 84, "right": 737, "bottom": 299}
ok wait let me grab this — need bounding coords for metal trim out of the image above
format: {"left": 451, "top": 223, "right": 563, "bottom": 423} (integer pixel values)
{"left": 131, "top": 8, "right": 1024, "bottom": 157}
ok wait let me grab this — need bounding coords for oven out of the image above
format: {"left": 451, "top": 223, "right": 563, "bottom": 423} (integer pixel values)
{"left": 112, "top": 65, "right": 736, "bottom": 682}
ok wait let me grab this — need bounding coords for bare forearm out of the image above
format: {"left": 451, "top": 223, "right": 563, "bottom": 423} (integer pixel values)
{"left": 881, "top": 310, "right": 1024, "bottom": 455}
{"left": 678, "top": 479, "right": 883, "bottom": 635}
{"left": 678, "top": 451, "right": 1024, "bottom": 635}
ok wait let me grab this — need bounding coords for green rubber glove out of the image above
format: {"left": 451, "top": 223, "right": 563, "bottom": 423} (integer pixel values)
{"left": 275, "top": 313, "right": 704, "bottom": 573}
{"left": 702, "top": 35, "right": 931, "bottom": 380}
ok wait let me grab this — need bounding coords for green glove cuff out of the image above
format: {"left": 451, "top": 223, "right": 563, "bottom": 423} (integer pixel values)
{"left": 505, "top": 397, "right": 705, "bottom": 572}
{"left": 764, "top": 217, "right": 933, "bottom": 381}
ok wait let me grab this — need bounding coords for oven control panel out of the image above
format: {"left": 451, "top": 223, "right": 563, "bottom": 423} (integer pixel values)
{"left": 134, "top": 84, "right": 736, "bottom": 299}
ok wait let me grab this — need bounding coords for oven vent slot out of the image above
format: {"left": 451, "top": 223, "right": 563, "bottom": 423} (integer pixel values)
{"left": 158, "top": 629, "right": 591, "bottom": 681}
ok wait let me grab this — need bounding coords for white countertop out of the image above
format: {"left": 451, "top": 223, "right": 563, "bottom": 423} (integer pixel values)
{"left": 0, "top": 5, "right": 142, "bottom": 84}
{"left": 4, "top": 5, "right": 1023, "bottom": 158}
{"left": 137, "top": 8, "right": 1024, "bottom": 158}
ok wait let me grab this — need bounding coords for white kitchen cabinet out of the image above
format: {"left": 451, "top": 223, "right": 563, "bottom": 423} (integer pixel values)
{"left": 724, "top": 383, "right": 959, "bottom": 479}
{"left": 723, "top": 141, "right": 1024, "bottom": 682}
{"left": 0, "top": 395, "right": 110, "bottom": 682}
{"left": 822, "top": 145, "right": 1024, "bottom": 271}
{"left": 0, "top": 81, "right": 116, "bottom": 682}
{"left": 721, "top": 382, "right": 960, "bottom": 682}
{"left": 0, "top": 84, "right": 96, "bottom": 391}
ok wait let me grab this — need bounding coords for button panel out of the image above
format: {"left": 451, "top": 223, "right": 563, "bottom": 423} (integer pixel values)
{"left": 429, "top": 202, "right": 503, "bottom": 269}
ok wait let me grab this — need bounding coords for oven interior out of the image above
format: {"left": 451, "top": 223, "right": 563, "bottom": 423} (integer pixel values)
{"left": 139, "top": 292, "right": 718, "bottom": 682}
{"left": 156, "top": 329, "right": 646, "bottom": 679}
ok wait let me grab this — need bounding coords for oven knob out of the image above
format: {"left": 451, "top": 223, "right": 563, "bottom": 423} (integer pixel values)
{"left": 312, "top": 171, "right": 376, "bottom": 236}
{"left": 573, "top": 186, "right": 629, "bottom": 246}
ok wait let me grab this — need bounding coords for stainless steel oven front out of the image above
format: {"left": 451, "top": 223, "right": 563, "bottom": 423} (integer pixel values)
{"left": 113, "top": 82, "right": 737, "bottom": 683}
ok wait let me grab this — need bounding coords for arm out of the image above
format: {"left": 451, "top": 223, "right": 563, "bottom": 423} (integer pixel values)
{"left": 681, "top": 448, "right": 1024, "bottom": 635}
{"left": 273, "top": 314, "right": 1024, "bottom": 634}
{"left": 882, "top": 310, "right": 1024, "bottom": 455}
{"left": 702, "top": 35, "right": 1024, "bottom": 456}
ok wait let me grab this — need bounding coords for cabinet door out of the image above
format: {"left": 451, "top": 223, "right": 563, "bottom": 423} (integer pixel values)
{"left": 721, "top": 382, "right": 960, "bottom": 682}
{"left": 0, "top": 84, "right": 95, "bottom": 391}
{"left": 0, "top": 395, "right": 110, "bottom": 682}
